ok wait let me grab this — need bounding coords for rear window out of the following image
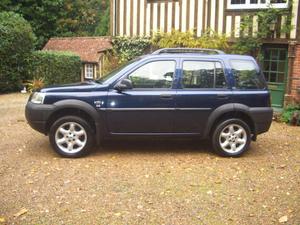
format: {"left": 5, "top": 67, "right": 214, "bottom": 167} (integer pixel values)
{"left": 230, "top": 59, "right": 266, "bottom": 89}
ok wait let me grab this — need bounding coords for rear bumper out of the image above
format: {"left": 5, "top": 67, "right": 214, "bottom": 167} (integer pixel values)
{"left": 25, "top": 101, "right": 55, "bottom": 134}
{"left": 249, "top": 107, "right": 273, "bottom": 135}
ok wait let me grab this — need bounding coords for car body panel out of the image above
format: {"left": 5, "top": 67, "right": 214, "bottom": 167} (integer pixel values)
{"left": 25, "top": 51, "right": 273, "bottom": 142}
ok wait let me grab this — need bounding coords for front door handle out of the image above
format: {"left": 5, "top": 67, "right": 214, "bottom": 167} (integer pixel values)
{"left": 160, "top": 94, "right": 173, "bottom": 99}
{"left": 217, "top": 94, "right": 229, "bottom": 100}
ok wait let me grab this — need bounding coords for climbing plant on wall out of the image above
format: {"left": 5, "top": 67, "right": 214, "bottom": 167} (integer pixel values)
{"left": 232, "top": 5, "right": 293, "bottom": 59}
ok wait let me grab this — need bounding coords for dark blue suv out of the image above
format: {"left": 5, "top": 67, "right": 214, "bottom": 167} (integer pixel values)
{"left": 25, "top": 48, "right": 273, "bottom": 158}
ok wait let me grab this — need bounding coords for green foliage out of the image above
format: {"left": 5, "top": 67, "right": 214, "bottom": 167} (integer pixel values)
{"left": 102, "top": 52, "right": 120, "bottom": 75}
{"left": 94, "top": 0, "right": 110, "bottom": 36}
{"left": 281, "top": 104, "right": 300, "bottom": 125}
{"left": 0, "top": 11, "right": 35, "bottom": 93}
{"left": 232, "top": 6, "right": 292, "bottom": 58}
{"left": 28, "top": 51, "right": 81, "bottom": 85}
{"left": 24, "top": 77, "right": 45, "bottom": 93}
{"left": 112, "top": 36, "right": 151, "bottom": 62}
{"left": 0, "top": 0, "right": 110, "bottom": 49}
{"left": 57, "top": 0, "right": 109, "bottom": 37}
{"left": 152, "top": 29, "right": 229, "bottom": 51}
{"left": 0, "top": 0, "right": 64, "bottom": 48}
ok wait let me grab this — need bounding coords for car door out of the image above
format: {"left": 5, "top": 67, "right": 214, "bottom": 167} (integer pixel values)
{"left": 174, "top": 59, "right": 232, "bottom": 135}
{"left": 106, "top": 59, "right": 177, "bottom": 134}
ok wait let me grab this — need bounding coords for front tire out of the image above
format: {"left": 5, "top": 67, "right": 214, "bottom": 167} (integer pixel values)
{"left": 212, "top": 118, "right": 251, "bottom": 157}
{"left": 49, "top": 116, "right": 94, "bottom": 158}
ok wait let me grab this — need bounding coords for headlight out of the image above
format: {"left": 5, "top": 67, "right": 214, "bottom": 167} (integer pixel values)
{"left": 31, "top": 92, "right": 46, "bottom": 104}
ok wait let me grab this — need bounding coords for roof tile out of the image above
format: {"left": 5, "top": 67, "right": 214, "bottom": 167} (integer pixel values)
{"left": 43, "top": 37, "right": 112, "bottom": 63}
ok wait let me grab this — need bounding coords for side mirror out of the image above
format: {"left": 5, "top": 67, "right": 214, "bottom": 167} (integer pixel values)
{"left": 114, "top": 78, "right": 133, "bottom": 92}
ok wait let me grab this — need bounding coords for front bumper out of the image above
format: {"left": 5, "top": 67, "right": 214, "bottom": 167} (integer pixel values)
{"left": 25, "top": 101, "right": 55, "bottom": 134}
{"left": 249, "top": 107, "right": 273, "bottom": 134}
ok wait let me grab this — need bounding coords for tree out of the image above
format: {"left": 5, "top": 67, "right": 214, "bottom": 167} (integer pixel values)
{"left": 0, "top": 0, "right": 64, "bottom": 49}
{"left": 57, "top": 0, "right": 110, "bottom": 37}
{"left": 0, "top": 11, "right": 35, "bottom": 92}
{"left": 0, "top": 0, "right": 110, "bottom": 49}
{"left": 94, "top": 0, "right": 110, "bottom": 36}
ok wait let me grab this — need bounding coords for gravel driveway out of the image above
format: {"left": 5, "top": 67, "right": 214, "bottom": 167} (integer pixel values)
{"left": 0, "top": 93, "right": 299, "bottom": 225}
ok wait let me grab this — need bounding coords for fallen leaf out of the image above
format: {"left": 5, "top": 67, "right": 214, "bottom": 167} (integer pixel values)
{"left": 0, "top": 217, "right": 5, "bottom": 223}
{"left": 207, "top": 190, "right": 213, "bottom": 195}
{"left": 114, "top": 212, "right": 121, "bottom": 217}
{"left": 279, "top": 215, "right": 288, "bottom": 223}
{"left": 279, "top": 164, "right": 286, "bottom": 169}
{"left": 14, "top": 208, "right": 28, "bottom": 217}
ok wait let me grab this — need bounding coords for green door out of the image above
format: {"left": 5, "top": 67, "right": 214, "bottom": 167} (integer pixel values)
{"left": 263, "top": 48, "right": 288, "bottom": 108}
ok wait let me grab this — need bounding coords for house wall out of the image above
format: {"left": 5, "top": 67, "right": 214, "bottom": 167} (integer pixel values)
{"left": 111, "top": 0, "right": 300, "bottom": 105}
{"left": 111, "top": 0, "right": 299, "bottom": 40}
{"left": 291, "top": 44, "right": 300, "bottom": 102}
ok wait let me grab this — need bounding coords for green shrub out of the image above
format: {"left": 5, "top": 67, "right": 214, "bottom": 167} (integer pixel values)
{"left": 24, "top": 77, "right": 45, "bottom": 93}
{"left": 0, "top": 11, "right": 35, "bottom": 93}
{"left": 112, "top": 36, "right": 151, "bottom": 63}
{"left": 28, "top": 51, "right": 81, "bottom": 86}
{"left": 281, "top": 104, "right": 300, "bottom": 126}
{"left": 152, "top": 29, "right": 229, "bottom": 51}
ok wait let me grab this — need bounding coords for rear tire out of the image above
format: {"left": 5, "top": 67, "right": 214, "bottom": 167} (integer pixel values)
{"left": 212, "top": 118, "right": 251, "bottom": 157}
{"left": 49, "top": 116, "right": 94, "bottom": 158}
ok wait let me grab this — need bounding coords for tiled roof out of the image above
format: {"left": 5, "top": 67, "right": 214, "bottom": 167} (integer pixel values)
{"left": 43, "top": 36, "right": 112, "bottom": 63}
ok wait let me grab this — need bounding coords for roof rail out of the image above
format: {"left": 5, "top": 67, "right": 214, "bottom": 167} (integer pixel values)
{"left": 152, "top": 48, "right": 225, "bottom": 55}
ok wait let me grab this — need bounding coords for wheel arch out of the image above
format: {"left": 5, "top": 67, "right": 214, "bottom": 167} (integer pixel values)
{"left": 46, "top": 100, "right": 100, "bottom": 135}
{"left": 204, "top": 103, "right": 256, "bottom": 138}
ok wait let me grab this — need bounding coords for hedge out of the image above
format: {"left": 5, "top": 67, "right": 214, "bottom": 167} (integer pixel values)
{"left": 112, "top": 36, "right": 151, "bottom": 63}
{"left": 0, "top": 11, "right": 35, "bottom": 93}
{"left": 28, "top": 51, "right": 81, "bottom": 86}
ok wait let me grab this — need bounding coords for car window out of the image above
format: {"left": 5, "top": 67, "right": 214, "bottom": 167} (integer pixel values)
{"left": 182, "top": 61, "right": 226, "bottom": 89}
{"left": 230, "top": 59, "right": 266, "bottom": 89}
{"left": 128, "top": 61, "right": 175, "bottom": 89}
{"left": 96, "top": 58, "right": 141, "bottom": 84}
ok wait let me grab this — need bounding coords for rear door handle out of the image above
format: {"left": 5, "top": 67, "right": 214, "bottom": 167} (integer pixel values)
{"left": 217, "top": 94, "right": 229, "bottom": 99}
{"left": 160, "top": 94, "right": 173, "bottom": 99}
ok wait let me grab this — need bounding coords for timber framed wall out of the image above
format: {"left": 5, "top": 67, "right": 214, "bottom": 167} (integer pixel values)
{"left": 111, "top": 0, "right": 300, "bottom": 41}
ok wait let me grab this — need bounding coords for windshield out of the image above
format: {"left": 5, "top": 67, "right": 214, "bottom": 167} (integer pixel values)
{"left": 96, "top": 58, "right": 141, "bottom": 84}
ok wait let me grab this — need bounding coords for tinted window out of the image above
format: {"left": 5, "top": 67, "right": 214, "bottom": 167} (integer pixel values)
{"left": 231, "top": 59, "right": 266, "bottom": 89}
{"left": 182, "top": 61, "right": 226, "bottom": 89}
{"left": 215, "top": 62, "right": 226, "bottom": 88}
{"left": 128, "top": 61, "right": 175, "bottom": 88}
{"left": 97, "top": 58, "right": 141, "bottom": 84}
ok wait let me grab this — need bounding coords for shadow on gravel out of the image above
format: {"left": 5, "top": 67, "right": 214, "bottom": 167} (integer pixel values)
{"left": 35, "top": 136, "right": 262, "bottom": 158}
{"left": 94, "top": 139, "right": 214, "bottom": 155}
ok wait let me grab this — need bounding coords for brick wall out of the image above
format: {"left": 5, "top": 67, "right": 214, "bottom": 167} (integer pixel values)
{"left": 291, "top": 44, "right": 300, "bottom": 103}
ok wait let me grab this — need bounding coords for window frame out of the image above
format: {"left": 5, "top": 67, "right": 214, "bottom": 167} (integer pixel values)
{"left": 263, "top": 48, "right": 288, "bottom": 84}
{"left": 124, "top": 59, "right": 177, "bottom": 91}
{"left": 85, "top": 63, "right": 94, "bottom": 79}
{"left": 179, "top": 59, "right": 228, "bottom": 90}
{"left": 227, "top": 0, "right": 289, "bottom": 9}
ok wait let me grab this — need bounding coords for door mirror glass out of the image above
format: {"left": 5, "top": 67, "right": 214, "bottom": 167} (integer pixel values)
{"left": 114, "top": 78, "right": 133, "bottom": 92}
